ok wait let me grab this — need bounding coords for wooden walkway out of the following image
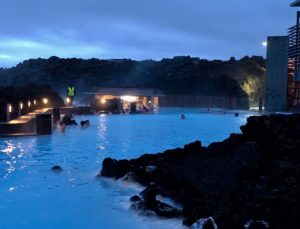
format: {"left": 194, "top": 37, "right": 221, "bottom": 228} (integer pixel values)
{"left": 0, "top": 108, "right": 52, "bottom": 137}
{"left": 7, "top": 108, "right": 51, "bottom": 124}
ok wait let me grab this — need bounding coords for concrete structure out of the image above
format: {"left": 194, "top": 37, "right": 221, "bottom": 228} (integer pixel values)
{"left": 0, "top": 108, "right": 52, "bottom": 136}
{"left": 265, "top": 2, "right": 300, "bottom": 111}
{"left": 265, "top": 36, "right": 289, "bottom": 111}
{"left": 287, "top": 6, "right": 300, "bottom": 110}
{"left": 0, "top": 107, "right": 88, "bottom": 136}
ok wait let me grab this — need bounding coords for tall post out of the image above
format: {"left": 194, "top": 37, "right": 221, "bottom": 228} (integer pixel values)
{"left": 18, "top": 102, "right": 22, "bottom": 117}
{"left": 259, "top": 97, "right": 263, "bottom": 111}
{"left": 151, "top": 96, "right": 154, "bottom": 110}
{"left": 265, "top": 36, "right": 288, "bottom": 111}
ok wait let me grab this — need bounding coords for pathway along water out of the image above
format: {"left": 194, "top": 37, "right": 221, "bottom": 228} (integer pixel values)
{"left": 0, "top": 109, "right": 250, "bottom": 228}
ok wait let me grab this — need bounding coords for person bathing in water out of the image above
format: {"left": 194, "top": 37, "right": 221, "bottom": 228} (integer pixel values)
{"left": 60, "top": 123, "right": 66, "bottom": 133}
{"left": 80, "top": 120, "right": 90, "bottom": 127}
{"left": 181, "top": 114, "right": 186, "bottom": 120}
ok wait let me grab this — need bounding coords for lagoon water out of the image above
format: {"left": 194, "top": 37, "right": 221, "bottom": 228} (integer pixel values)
{"left": 0, "top": 108, "right": 251, "bottom": 229}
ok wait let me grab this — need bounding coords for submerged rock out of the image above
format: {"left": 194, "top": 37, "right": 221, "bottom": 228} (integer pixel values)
{"left": 51, "top": 165, "right": 63, "bottom": 172}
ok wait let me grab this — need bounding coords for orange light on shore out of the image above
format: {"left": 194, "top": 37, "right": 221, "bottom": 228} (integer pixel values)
{"left": 120, "top": 95, "right": 137, "bottom": 102}
{"left": 33, "top": 100, "right": 37, "bottom": 105}
{"left": 20, "top": 102, "right": 23, "bottom": 110}
{"left": 28, "top": 101, "right": 31, "bottom": 107}
{"left": 66, "top": 97, "right": 71, "bottom": 104}
{"left": 43, "top": 98, "right": 48, "bottom": 105}
{"left": 101, "top": 98, "right": 106, "bottom": 104}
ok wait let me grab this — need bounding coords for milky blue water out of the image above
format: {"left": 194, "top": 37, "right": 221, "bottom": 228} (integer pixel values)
{"left": 0, "top": 108, "right": 252, "bottom": 229}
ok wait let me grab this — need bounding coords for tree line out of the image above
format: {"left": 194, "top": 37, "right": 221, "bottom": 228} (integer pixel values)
{"left": 0, "top": 55, "right": 265, "bottom": 105}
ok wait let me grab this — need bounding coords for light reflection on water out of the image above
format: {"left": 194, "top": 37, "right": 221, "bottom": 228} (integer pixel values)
{"left": 1, "top": 141, "right": 16, "bottom": 154}
{"left": 0, "top": 139, "right": 36, "bottom": 179}
{"left": 0, "top": 109, "right": 252, "bottom": 228}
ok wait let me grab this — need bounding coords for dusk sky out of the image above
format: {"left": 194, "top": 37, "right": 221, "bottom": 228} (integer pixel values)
{"left": 0, "top": 0, "right": 297, "bottom": 67}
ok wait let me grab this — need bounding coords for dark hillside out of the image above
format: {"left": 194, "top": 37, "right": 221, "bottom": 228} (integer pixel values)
{"left": 0, "top": 56, "right": 265, "bottom": 105}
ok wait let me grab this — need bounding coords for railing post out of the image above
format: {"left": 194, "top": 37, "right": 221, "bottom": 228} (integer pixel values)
{"left": 18, "top": 102, "right": 22, "bottom": 117}
{"left": 6, "top": 104, "right": 11, "bottom": 122}
{"left": 259, "top": 97, "right": 263, "bottom": 111}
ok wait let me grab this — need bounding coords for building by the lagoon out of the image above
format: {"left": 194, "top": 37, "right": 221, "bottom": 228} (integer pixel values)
{"left": 85, "top": 88, "right": 162, "bottom": 113}
{"left": 266, "top": 1, "right": 300, "bottom": 111}
{"left": 85, "top": 87, "right": 241, "bottom": 113}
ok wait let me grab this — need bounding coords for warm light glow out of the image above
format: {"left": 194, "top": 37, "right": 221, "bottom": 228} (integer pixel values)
{"left": 43, "top": 98, "right": 48, "bottom": 104}
{"left": 8, "top": 104, "right": 12, "bottom": 113}
{"left": 20, "top": 102, "right": 23, "bottom": 110}
{"left": 66, "top": 97, "right": 71, "bottom": 104}
{"left": 28, "top": 101, "right": 31, "bottom": 107}
{"left": 121, "top": 95, "right": 137, "bottom": 102}
{"left": 262, "top": 41, "right": 267, "bottom": 47}
{"left": 33, "top": 100, "right": 37, "bottom": 105}
{"left": 101, "top": 98, "right": 106, "bottom": 104}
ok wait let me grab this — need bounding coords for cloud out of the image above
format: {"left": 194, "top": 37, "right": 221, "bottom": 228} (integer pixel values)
{"left": 0, "top": 0, "right": 297, "bottom": 67}
{"left": 0, "top": 37, "right": 105, "bottom": 66}
{"left": 0, "top": 54, "right": 13, "bottom": 60}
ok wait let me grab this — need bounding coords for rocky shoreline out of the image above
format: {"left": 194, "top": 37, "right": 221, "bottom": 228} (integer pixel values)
{"left": 99, "top": 114, "right": 300, "bottom": 229}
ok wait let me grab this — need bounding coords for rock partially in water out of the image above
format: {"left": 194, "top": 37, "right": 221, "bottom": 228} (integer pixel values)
{"left": 244, "top": 220, "right": 269, "bottom": 229}
{"left": 140, "top": 187, "right": 158, "bottom": 209}
{"left": 100, "top": 114, "right": 300, "bottom": 229}
{"left": 154, "top": 201, "right": 181, "bottom": 218}
{"left": 100, "top": 158, "right": 130, "bottom": 179}
{"left": 191, "top": 217, "right": 218, "bottom": 229}
{"left": 183, "top": 140, "right": 202, "bottom": 153}
{"left": 130, "top": 187, "right": 182, "bottom": 218}
{"left": 51, "top": 165, "right": 63, "bottom": 172}
{"left": 130, "top": 195, "right": 141, "bottom": 203}
{"left": 121, "top": 172, "right": 138, "bottom": 183}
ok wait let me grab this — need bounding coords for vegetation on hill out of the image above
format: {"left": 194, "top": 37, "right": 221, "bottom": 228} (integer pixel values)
{"left": 0, "top": 56, "right": 265, "bottom": 106}
{"left": 0, "top": 84, "right": 64, "bottom": 106}
{"left": 0, "top": 84, "right": 64, "bottom": 119}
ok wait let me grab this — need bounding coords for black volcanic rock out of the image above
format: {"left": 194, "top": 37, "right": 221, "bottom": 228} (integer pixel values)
{"left": 100, "top": 158, "right": 130, "bottom": 179}
{"left": 140, "top": 187, "right": 159, "bottom": 209}
{"left": 130, "top": 186, "right": 182, "bottom": 218}
{"left": 130, "top": 195, "right": 141, "bottom": 203}
{"left": 191, "top": 217, "right": 218, "bottom": 229}
{"left": 51, "top": 165, "right": 63, "bottom": 172}
{"left": 100, "top": 114, "right": 300, "bottom": 229}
